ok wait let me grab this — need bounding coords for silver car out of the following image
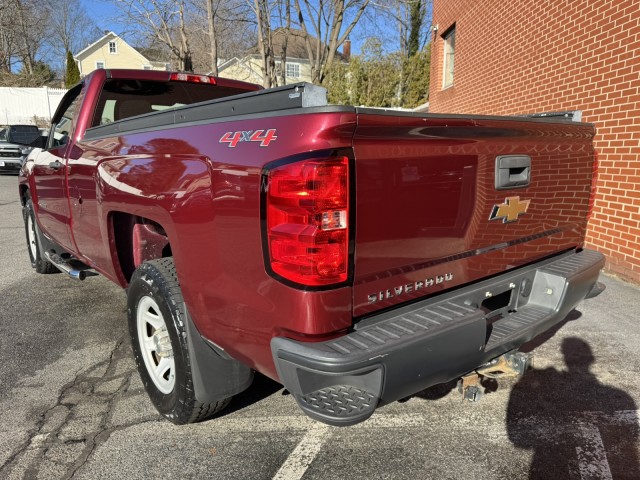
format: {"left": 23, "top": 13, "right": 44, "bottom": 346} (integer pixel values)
{"left": 0, "top": 125, "right": 42, "bottom": 173}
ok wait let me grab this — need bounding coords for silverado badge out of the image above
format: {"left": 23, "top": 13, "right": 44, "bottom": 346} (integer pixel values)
{"left": 489, "top": 196, "right": 531, "bottom": 223}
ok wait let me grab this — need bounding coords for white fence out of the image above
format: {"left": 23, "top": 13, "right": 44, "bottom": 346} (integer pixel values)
{"left": 0, "top": 87, "right": 68, "bottom": 126}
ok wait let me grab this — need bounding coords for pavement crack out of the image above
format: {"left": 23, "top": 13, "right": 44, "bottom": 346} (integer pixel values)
{"left": 65, "top": 419, "right": 162, "bottom": 480}
{"left": 0, "top": 337, "right": 131, "bottom": 479}
{"left": 0, "top": 367, "right": 84, "bottom": 477}
{"left": 0, "top": 436, "right": 34, "bottom": 476}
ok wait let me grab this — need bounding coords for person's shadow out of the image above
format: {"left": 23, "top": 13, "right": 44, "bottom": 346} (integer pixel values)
{"left": 507, "top": 337, "right": 639, "bottom": 479}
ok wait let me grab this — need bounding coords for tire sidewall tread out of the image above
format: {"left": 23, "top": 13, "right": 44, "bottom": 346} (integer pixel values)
{"left": 128, "top": 257, "right": 229, "bottom": 424}
{"left": 23, "top": 193, "right": 58, "bottom": 274}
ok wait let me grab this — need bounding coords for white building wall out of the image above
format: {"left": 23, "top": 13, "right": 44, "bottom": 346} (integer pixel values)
{"left": 0, "top": 87, "right": 68, "bottom": 125}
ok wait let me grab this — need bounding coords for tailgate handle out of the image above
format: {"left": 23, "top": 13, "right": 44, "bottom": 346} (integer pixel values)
{"left": 495, "top": 155, "right": 531, "bottom": 190}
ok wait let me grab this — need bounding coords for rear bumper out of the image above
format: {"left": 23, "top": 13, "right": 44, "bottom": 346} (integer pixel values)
{"left": 271, "top": 249, "right": 605, "bottom": 426}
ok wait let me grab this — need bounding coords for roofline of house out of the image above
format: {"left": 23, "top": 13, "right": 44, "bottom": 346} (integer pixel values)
{"left": 218, "top": 57, "right": 240, "bottom": 71}
{"left": 75, "top": 31, "right": 118, "bottom": 59}
{"left": 219, "top": 54, "right": 343, "bottom": 73}
{"left": 74, "top": 32, "right": 156, "bottom": 66}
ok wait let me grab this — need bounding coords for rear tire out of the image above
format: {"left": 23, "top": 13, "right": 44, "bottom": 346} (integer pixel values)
{"left": 23, "top": 192, "right": 58, "bottom": 274}
{"left": 127, "top": 257, "right": 231, "bottom": 424}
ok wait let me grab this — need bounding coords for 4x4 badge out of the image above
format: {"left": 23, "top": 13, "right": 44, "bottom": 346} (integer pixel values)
{"left": 219, "top": 129, "right": 278, "bottom": 147}
{"left": 489, "top": 196, "right": 531, "bottom": 223}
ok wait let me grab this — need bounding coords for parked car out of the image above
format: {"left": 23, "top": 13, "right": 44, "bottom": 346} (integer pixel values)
{"left": 0, "top": 124, "right": 42, "bottom": 173}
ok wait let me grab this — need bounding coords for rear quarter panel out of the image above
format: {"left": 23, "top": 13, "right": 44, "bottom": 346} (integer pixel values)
{"left": 76, "top": 111, "right": 357, "bottom": 379}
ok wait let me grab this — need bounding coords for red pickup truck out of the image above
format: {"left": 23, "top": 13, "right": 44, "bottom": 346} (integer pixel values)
{"left": 20, "top": 69, "right": 605, "bottom": 426}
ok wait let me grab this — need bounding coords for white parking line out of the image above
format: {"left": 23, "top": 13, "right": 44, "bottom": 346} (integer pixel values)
{"left": 272, "top": 423, "right": 332, "bottom": 480}
{"left": 226, "top": 410, "right": 637, "bottom": 479}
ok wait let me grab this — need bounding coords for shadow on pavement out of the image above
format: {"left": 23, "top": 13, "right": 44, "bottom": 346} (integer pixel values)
{"left": 507, "top": 337, "right": 639, "bottom": 479}
{"left": 218, "top": 372, "right": 283, "bottom": 417}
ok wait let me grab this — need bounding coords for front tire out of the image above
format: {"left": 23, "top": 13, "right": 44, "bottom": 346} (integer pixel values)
{"left": 23, "top": 193, "right": 58, "bottom": 274}
{"left": 128, "top": 257, "right": 231, "bottom": 424}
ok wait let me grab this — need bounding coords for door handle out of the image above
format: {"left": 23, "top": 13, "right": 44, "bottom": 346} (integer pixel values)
{"left": 495, "top": 155, "right": 531, "bottom": 190}
{"left": 48, "top": 160, "right": 63, "bottom": 170}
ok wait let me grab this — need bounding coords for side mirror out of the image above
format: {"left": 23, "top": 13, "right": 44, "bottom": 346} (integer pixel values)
{"left": 34, "top": 136, "right": 47, "bottom": 149}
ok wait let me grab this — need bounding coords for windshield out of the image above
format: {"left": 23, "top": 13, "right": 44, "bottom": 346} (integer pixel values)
{"left": 5, "top": 125, "right": 40, "bottom": 145}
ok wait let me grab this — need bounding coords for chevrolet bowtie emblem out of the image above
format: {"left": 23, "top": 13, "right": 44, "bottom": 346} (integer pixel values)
{"left": 489, "top": 196, "right": 531, "bottom": 223}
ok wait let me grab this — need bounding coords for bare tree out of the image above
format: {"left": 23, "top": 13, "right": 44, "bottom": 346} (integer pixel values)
{"left": 372, "top": 0, "right": 432, "bottom": 57}
{"left": 276, "top": 0, "right": 291, "bottom": 86}
{"left": 250, "top": 0, "right": 303, "bottom": 88}
{"left": 251, "top": 0, "right": 278, "bottom": 87}
{"left": 112, "top": 0, "right": 194, "bottom": 71}
{"left": 294, "top": 0, "right": 370, "bottom": 84}
{"left": 0, "top": 0, "right": 18, "bottom": 72}
{"left": 202, "top": 0, "right": 252, "bottom": 75}
{"left": 186, "top": 0, "right": 254, "bottom": 74}
{"left": 11, "top": 0, "right": 48, "bottom": 75}
{"left": 205, "top": 0, "right": 219, "bottom": 75}
{"left": 0, "top": 0, "right": 51, "bottom": 82}
{"left": 46, "top": 0, "right": 101, "bottom": 78}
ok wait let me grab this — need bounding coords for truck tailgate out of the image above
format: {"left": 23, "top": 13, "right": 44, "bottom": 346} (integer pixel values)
{"left": 352, "top": 112, "right": 595, "bottom": 317}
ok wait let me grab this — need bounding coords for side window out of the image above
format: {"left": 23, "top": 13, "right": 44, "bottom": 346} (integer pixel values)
{"left": 48, "top": 85, "right": 83, "bottom": 150}
{"left": 89, "top": 79, "right": 254, "bottom": 128}
{"left": 442, "top": 25, "right": 456, "bottom": 89}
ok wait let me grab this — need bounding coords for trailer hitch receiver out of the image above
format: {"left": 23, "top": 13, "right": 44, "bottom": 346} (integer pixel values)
{"left": 457, "top": 351, "right": 532, "bottom": 402}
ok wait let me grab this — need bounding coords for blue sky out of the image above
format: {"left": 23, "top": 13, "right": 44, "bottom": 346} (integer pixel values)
{"left": 80, "top": 0, "right": 119, "bottom": 35}
{"left": 78, "top": 0, "right": 432, "bottom": 57}
{"left": 81, "top": 0, "right": 158, "bottom": 48}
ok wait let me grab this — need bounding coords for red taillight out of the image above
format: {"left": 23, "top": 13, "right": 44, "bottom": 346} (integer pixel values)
{"left": 169, "top": 72, "right": 217, "bottom": 84}
{"left": 265, "top": 156, "right": 350, "bottom": 286}
{"left": 588, "top": 150, "right": 599, "bottom": 220}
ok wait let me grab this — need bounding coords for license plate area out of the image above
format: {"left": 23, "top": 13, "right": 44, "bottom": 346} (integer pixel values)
{"left": 460, "top": 275, "right": 532, "bottom": 344}
{"left": 481, "top": 289, "right": 514, "bottom": 319}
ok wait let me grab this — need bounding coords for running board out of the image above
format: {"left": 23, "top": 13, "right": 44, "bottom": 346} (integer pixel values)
{"left": 44, "top": 252, "right": 96, "bottom": 280}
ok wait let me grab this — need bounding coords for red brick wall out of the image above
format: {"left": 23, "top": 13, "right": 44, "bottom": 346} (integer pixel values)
{"left": 429, "top": 0, "right": 640, "bottom": 283}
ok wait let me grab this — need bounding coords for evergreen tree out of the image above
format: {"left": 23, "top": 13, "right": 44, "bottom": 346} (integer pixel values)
{"left": 402, "top": 47, "right": 430, "bottom": 108}
{"left": 323, "top": 38, "right": 428, "bottom": 109}
{"left": 65, "top": 51, "right": 80, "bottom": 87}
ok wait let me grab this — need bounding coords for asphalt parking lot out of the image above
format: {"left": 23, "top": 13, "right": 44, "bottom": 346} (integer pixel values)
{"left": 0, "top": 173, "right": 639, "bottom": 479}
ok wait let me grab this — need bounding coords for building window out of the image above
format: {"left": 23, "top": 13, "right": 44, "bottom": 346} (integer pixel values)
{"left": 442, "top": 25, "right": 456, "bottom": 89}
{"left": 96, "top": 61, "right": 105, "bottom": 69}
{"left": 109, "top": 41, "right": 117, "bottom": 54}
{"left": 286, "top": 62, "right": 300, "bottom": 78}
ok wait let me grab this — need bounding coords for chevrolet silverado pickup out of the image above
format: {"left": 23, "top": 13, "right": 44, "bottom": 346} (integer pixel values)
{"left": 19, "top": 69, "right": 605, "bottom": 426}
